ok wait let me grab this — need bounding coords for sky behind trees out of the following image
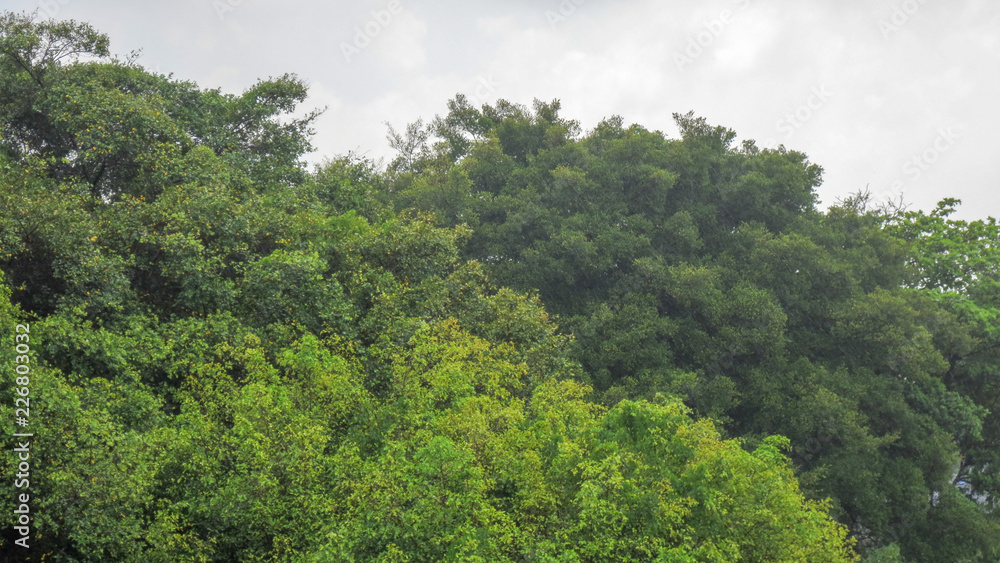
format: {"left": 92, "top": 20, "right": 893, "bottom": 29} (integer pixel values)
{"left": 9, "top": 0, "right": 998, "bottom": 219}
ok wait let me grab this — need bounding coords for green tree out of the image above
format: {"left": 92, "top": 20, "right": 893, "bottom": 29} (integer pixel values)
{"left": 0, "top": 11, "right": 320, "bottom": 201}
{"left": 385, "top": 98, "right": 999, "bottom": 561}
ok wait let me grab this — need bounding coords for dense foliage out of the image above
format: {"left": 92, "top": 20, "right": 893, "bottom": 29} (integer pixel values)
{"left": 0, "top": 11, "right": 996, "bottom": 562}
{"left": 382, "top": 97, "right": 1000, "bottom": 561}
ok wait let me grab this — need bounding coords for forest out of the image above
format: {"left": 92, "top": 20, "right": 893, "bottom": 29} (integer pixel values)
{"left": 1, "top": 11, "right": 998, "bottom": 562}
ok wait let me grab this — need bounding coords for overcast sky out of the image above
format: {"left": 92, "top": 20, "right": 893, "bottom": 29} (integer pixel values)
{"left": 12, "top": 0, "right": 999, "bottom": 219}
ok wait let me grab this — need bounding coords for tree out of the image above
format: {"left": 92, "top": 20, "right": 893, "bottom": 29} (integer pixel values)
{"left": 385, "top": 98, "right": 999, "bottom": 561}
{"left": 0, "top": 11, "right": 320, "bottom": 201}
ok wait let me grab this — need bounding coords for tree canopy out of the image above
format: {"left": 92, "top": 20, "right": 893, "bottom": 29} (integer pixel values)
{"left": 381, "top": 96, "right": 1000, "bottom": 561}
{"left": 2, "top": 11, "right": 998, "bottom": 563}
